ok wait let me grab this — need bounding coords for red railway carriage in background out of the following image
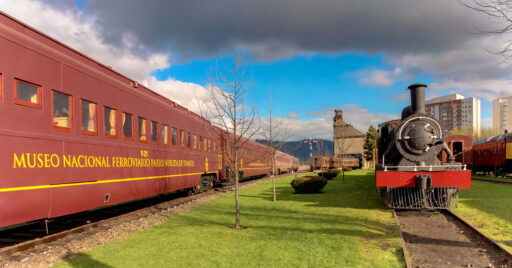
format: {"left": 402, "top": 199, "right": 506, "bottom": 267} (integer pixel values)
{"left": 440, "top": 135, "right": 473, "bottom": 169}
{"left": 472, "top": 133, "right": 512, "bottom": 176}
{"left": 0, "top": 12, "right": 297, "bottom": 229}
{"left": 274, "top": 150, "right": 299, "bottom": 174}
{"left": 309, "top": 155, "right": 360, "bottom": 171}
{"left": 309, "top": 155, "right": 330, "bottom": 171}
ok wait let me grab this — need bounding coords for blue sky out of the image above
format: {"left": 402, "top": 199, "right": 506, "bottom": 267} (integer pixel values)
{"left": 1, "top": 0, "right": 509, "bottom": 139}
{"left": 153, "top": 53, "right": 433, "bottom": 120}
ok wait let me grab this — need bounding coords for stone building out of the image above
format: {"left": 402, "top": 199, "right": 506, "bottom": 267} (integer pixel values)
{"left": 333, "top": 110, "right": 365, "bottom": 166}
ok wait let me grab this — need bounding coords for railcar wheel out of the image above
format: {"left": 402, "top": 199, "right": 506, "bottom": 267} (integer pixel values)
{"left": 188, "top": 186, "right": 200, "bottom": 196}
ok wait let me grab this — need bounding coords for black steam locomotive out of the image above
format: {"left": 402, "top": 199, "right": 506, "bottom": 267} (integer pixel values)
{"left": 376, "top": 83, "right": 471, "bottom": 209}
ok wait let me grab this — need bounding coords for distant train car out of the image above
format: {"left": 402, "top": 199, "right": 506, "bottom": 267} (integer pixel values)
{"left": 309, "top": 155, "right": 331, "bottom": 171}
{"left": 274, "top": 151, "right": 299, "bottom": 174}
{"left": 310, "top": 155, "right": 360, "bottom": 171}
{"left": 441, "top": 135, "right": 473, "bottom": 168}
{"left": 340, "top": 157, "right": 361, "bottom": 169}
{"left": 329, "top": 157, "right": 360, "bottom": 169}
{"left": 472, "top": 133, "right": 511, "bottom": 177}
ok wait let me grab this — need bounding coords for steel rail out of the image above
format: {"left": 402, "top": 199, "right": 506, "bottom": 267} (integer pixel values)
{"left": 444, "top": 209, "right": 512, "bottom": 263}
{"left": 472, "top": 178, "right": 512, "bottom": 185}
{"left": 392, "top": 210, "right": 412, "bottom": 268}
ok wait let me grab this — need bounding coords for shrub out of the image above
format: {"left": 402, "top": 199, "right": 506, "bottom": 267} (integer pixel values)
{"left": 328, "top": 169, "right": 341, "bottom": 174}
{"left": 343, "top": 167, "right": 353, "bottom": 172}
{"left": 291, "top": 175, "right": 328, "bottom": 194}
{"left": 318, "top": 171, "right": 338, "bottom": 180}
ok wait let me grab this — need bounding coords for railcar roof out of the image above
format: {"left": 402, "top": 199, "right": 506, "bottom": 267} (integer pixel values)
{"left": 473, "top": 133, "right": 510, "bottom": 145}
{"left": 0, "top": 11, "right": 210, "bottom": 125}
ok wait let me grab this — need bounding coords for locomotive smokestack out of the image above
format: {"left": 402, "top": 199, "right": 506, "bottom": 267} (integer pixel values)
{"left": 408, "top": 83, "right": 427, "bottom": 114}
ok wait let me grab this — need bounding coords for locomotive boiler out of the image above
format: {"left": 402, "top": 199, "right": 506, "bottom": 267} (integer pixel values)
{"left": 376, "top": 83, "right": 471, "bottom": 209}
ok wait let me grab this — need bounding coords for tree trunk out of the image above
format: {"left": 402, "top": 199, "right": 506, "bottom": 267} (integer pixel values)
{"left": 234, "top": 148, "right": 240, "bottom": 230}
{"left": 272, "top": 151, "right": 276, "bottom": 202}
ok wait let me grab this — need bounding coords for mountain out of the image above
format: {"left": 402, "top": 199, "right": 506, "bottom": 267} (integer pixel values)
{"left": 255, "top": 139, "right": 333, "bottom": 163}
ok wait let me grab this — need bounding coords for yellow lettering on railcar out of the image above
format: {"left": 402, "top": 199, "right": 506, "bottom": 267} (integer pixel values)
{"left": 12, "top": 153, "right": 195, "bottom": 169}
{"left": 13, "top": 153, "right": 26, "bottom": 168}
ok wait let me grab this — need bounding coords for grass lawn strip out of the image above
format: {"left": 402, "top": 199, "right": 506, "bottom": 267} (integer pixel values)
{"left": 53, "top": 170, "right": 404, "bottom": 268}
{"left": 456, "top": 181, "right": 512, "bottom": 252}
{"left": 472, "top": 175, "right": 512, "bottom": 183}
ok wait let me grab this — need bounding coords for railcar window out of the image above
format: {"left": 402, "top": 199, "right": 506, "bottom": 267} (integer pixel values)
{"left": 81, "top": 100, "right": 97, "bottom": 135}
{"left": 172, "top": 127, "right": 177, "bottom": 145}
{"left": 199, "top": 136, "right": 203, "bottom": 150}
{"left": 193, "top": 134, "right": 197, "bottom": 150}
{"left": 122, "top": 112, "right": 133, "bottom": 140}
{"left": 151, "top": 121, "right": 158, "bottom": 143}
{"left": 52, "top": 90, "right": 72, "bottom": 131}
{"left": 15, "top": 79, "right": 41, "bottom": 109}
{"left": 104, "top": 107, "right": 117, "bottom": 138}
{"left": 162, "top": 125, "right": 169, "bottom": 145}
{"left": 208, "top": 139, "right": 211, "bottom": 152}
{"left": 138, "top": 117, "right": 147, "bottom": 142}
{"left": 181, "top": 130, "right": 185, "bottom": 147}
{"left": 187, "top": 132, "right": 191, "bottom": 148}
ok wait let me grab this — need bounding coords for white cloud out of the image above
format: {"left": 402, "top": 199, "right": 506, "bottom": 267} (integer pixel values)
{"left": 261, "top": 104, "right": 399, "bottom": 141}
{"left": 287, "top": 112, "right": 300, "bottom": 119}
{"left": 277, "top": 118, "right": 332, "bottom": 140}
{"left": 361, "top": 70, "right": 394, "bottom": 87}
{"left": 0, "top": 0, "right": 170, "bottom": 81}
{"left": 141, "top": 76, "right": 211, "bottom": 114}
{"left": 430, "top": 79, "right": 512, "bottom": 101}
{"left": 356, "top": 67, "right": 412, "bottom": 87}
{"left": 302, "top": 104, "right": 399, "bottom": 139}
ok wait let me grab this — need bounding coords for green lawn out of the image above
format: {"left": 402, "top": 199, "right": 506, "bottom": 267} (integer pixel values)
{"left": 53, "top": 170, "right": 404, "bottom": 268}
{"left": 456, "top": 181, "right": 512, "bottom": 252}
{"left": 472, "top": 175, "right": 512, "bottom": 183}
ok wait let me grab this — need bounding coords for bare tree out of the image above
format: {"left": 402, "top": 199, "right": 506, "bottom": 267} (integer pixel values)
{"left": 460, "top": 0, "right": 512, "bottom": 59}
{"left": 260, "top": 90, "right": 290, "bottom": 202}
{"left": 200, "top": 45, "right": 259, "bottom": 230}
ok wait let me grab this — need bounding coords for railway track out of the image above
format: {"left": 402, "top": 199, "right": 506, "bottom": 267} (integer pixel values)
{"left": 394, "top": 209, "right": 512, "bottom": 267}
{"left": 0, "top": 173, "right": 294, "bottom": 256}
{"left": 472, "top": 178, "right": 512, "bottom": 186}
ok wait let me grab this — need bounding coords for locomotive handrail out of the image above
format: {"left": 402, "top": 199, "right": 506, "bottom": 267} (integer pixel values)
{"left": 383, "top": 164, "right": 467, "bottom": 172}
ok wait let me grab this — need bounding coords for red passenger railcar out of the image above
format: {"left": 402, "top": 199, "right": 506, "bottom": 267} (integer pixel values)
{"left": 309, "top": 155, "right": 330, "bottom": 171}
{"left": 472, "top": 133, "right": 511, "bottom": 176}
{"left": 0, "top": 12, "right": 297, "bottom": 229}
{"left": 274, "top": 151, "right": 299, "bottom": 174}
